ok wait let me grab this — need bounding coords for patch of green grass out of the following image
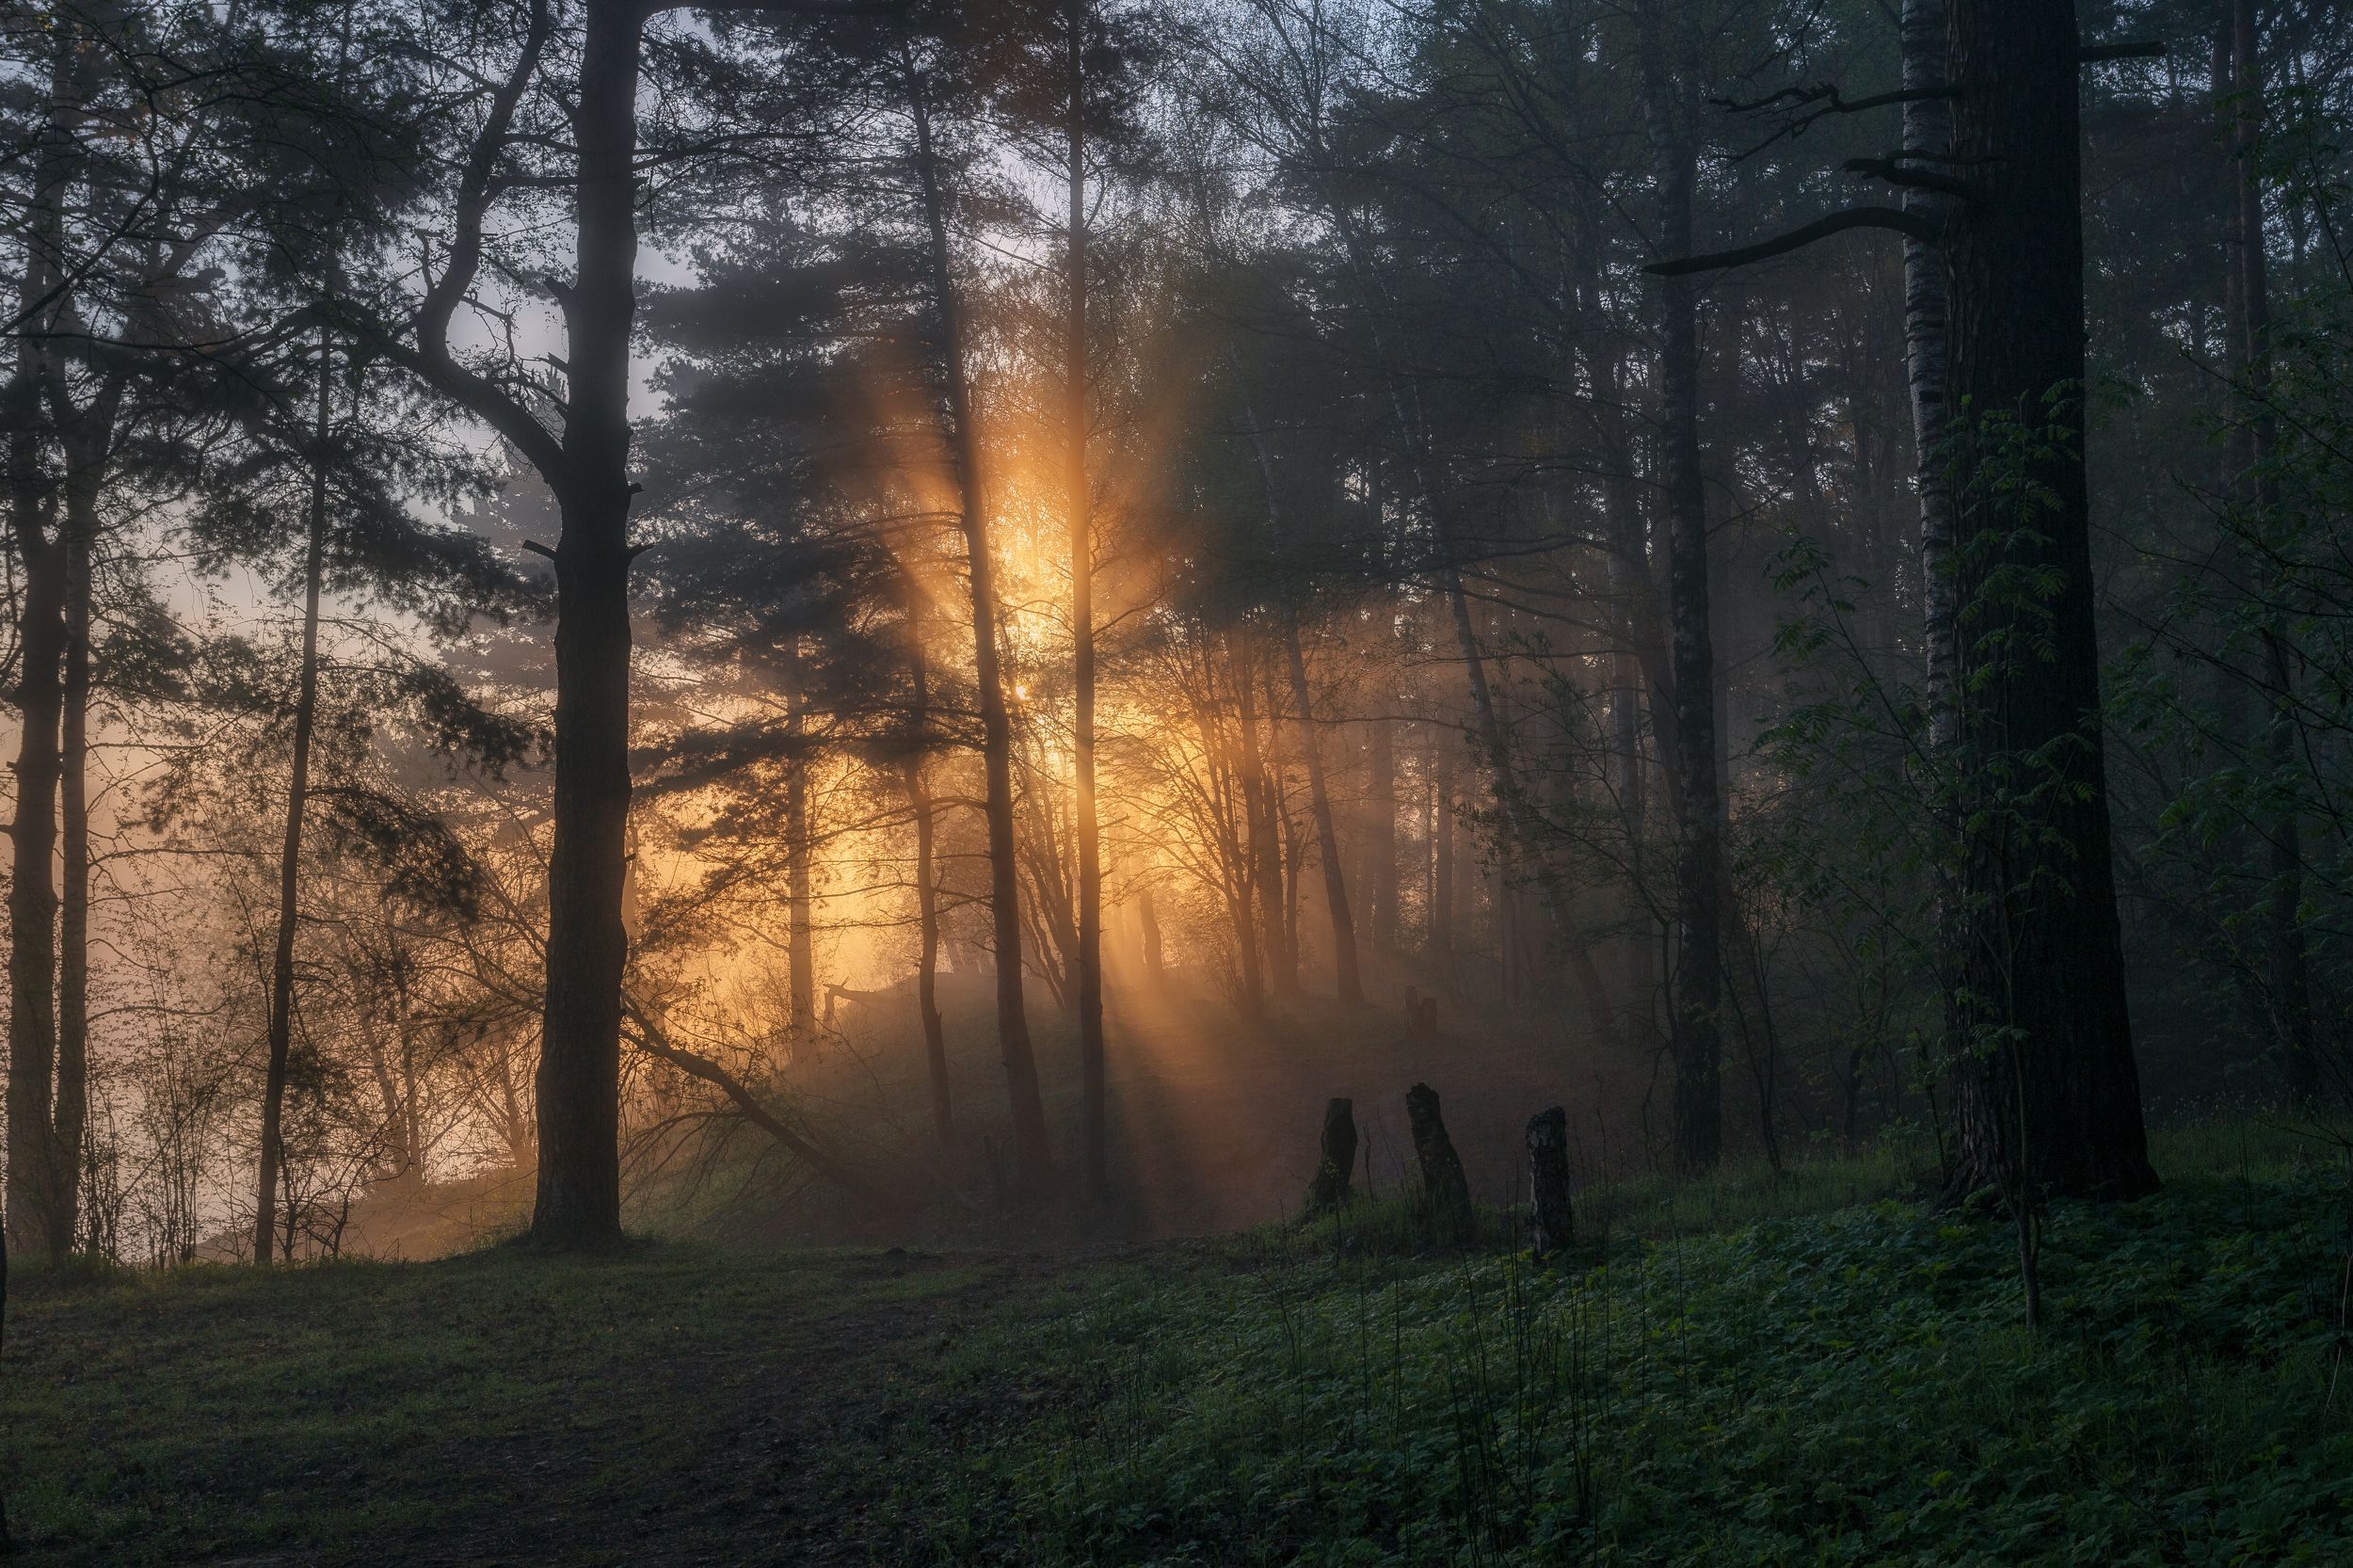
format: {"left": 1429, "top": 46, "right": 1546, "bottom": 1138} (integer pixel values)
{"left": 872, "top": 1128, "right": 2353, "bottom": 1565}
{"left": 7, "top": 1116, "right": 2351, "bottom": 1566}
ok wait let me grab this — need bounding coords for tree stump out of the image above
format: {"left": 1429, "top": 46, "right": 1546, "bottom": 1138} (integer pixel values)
{"left": 1303, "top": 1096, "right": 1358, "bottom": 1217}
{"left": 1405, "top": 1081, "right": 1472, "bottom": 1229}
{"left": 1526, "top": 1106, "right": 1573, "bottom": 1259}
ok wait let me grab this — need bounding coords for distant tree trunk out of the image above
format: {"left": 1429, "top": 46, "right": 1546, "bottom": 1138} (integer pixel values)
{"left": 255, "top": 327, "right": 334, "bottom": 1265}
{"left": 902, "top": 623, "right": 951, "bottom": 1144}
{"left": 53, "top": 476, "right": 92, "bottom": 1261}
{"left": 1431, "top": 733, "right": 1454, "bottom": 960}
{"left": 1064, "top": 5, "right": 1108, "bottom": 1194}
{"left": 1137, "top": 885, "right": 1165, "bottom": 978}
{"left": 1902, "top": 0, "right": 1958, "bottom": 755}
{"left": 1235, "top": 636, "right": 1295, "bottom": 996}
{"left": 41, "top": 368, "right": 120, "bottom": 1262}
{"left": 1366, "top": 718, "right": 1398, "bottom": 951}
{"left": 905, "top": 758, "right": 951, "bottom": 1143}
{"left": 2224, "top": 0, "right": 2320, "bottom": 1103}
{"left": 1236, "top": 377, "right": 1363, "bottom": 1004}
{"left": 1641, "top": 0, "right": 1723, "bottom": 1173}
{"left": 906, "top": 46, "right": 1052, "bottom": 1198}
{"left": 1940, "top": 0, "right": 2156, "bottom": 1201}
{"left": 783, "top": 645, "right": 817, "bottom": 1042}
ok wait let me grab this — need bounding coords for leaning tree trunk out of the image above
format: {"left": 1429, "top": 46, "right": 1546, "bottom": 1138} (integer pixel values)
{"left": 906, "top": 47, "right": 1052, "bottom": 1200}
{"left": 1940, "top": 0, "right": 2156, "bottom": 1201}
{"left": 254, "top": 329, "right": 333, "bottom": 1263}
{"left": 1641, "top": 0, "right": 1724, "bottom": 1174}
{"left": 1064, "top": 6, "right": 1108, "bottom": 1195}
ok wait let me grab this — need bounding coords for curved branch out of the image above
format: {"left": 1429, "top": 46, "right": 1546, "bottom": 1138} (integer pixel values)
{"left": 384, "top": 0, "right": 568, "bottom": 490}
{"left": 620, "top": 997, "right": 891, "bottom": 1209}
{"left": 1645, "top": 207, "right": 1936, "bottom": 278}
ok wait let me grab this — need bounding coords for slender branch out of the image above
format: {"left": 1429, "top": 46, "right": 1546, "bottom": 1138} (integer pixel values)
{"left": 1644, "top": 206, "right": 1935, "bottom": 277}
{"left": 620, "top": 998, "right": 888, "bottom": 1208}
{"left": 2078, "top": 39, "right": 2167, "bottom": 63}
{"left": 1842, "top": 155, "right": 1974, "bottom": 199}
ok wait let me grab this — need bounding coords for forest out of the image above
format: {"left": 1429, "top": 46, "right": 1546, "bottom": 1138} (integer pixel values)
{"left": 2, "top": 0, "right": 2351, "bottom": 1561}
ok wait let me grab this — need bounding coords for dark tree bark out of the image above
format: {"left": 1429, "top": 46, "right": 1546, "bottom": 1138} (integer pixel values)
{"left": 1404, "top": 1081, "right": 1471, "bottom": 1227}
{"left": 904, "top": 43, "right": 1053, "bottom": 1199}
{"left": 1064, "top": 0, "right": 1108, "bottom": 1194}
{"left": 1640, "top": 0, "right": 1724, "bottom": 1174}
{"left": 1526, "top": 1106, "right": 1573, "bottom": 1259}
{"left": 4, "top": 34, "right": 78, "bottom": 1262}
{"left": 1940, "top": 0, "right": 2156, "bottom": 1201}
{"left": 522, "top": 0, "right": 640, "bottom": 1246}
{"left": 1304, "top": 1096, "right": 1356, "bottom": 1215}
{"left": 253, "top": 328, "right": 334, "bottom": 1263}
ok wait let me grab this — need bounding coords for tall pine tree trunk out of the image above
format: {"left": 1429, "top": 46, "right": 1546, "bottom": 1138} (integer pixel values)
{"left": 528, "top": 0, "right": 643, "bottom": 1246}
{"left": 1641, "top": 0, "right": 1723, "bottom": 1173}
{"left": 4, "top": 31, "right": 80, "bottom": 1263}
{"left": 1064, "top": 4, "right": 1107, "bottom": 1193}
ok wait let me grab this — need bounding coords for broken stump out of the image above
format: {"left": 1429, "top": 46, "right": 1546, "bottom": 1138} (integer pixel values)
{"left": 1526, "top": 1106, "right": 1573, "bottom": 1259}
{"left": 1405, "top": 1081, "right": 1472, "bottom": 1229}
{"left": 1304, "top": 1096, "right": 1358, "bottom": 1217}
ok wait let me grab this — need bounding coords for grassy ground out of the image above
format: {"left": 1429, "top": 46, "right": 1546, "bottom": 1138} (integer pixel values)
{"left": 5, "top": 1118, "right": 2349, "bottom": 1565}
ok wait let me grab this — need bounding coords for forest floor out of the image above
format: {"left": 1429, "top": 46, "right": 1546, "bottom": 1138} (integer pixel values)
{"left": 5, "top": 1117, "right": 2352, "bottom": 1566}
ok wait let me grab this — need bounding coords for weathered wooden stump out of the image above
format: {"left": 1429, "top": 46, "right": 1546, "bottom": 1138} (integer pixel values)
{"left": 1526, "top": 1106, "right": 1573, "bottom": 1259}
{"left": 1304, "top": 1096, "right": 1358, "bottom": 1217}
{"left": 1405, "top": 1081, "right": 1472, "bottom": 1228}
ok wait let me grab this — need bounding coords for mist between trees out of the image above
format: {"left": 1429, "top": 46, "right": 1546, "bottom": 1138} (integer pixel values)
{"left": 2, "top": 0, "right": 2348, "bottom": 1272}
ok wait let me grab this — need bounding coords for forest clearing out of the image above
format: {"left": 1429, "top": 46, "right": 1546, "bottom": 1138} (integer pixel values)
{"left": 7, "top": 0, "right": 2353, "bottom": 1558}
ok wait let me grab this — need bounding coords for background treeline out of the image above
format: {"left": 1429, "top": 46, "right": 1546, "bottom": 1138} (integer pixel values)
{"left": 2, "top": 0, "right": 2348, "bottom": 1263}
